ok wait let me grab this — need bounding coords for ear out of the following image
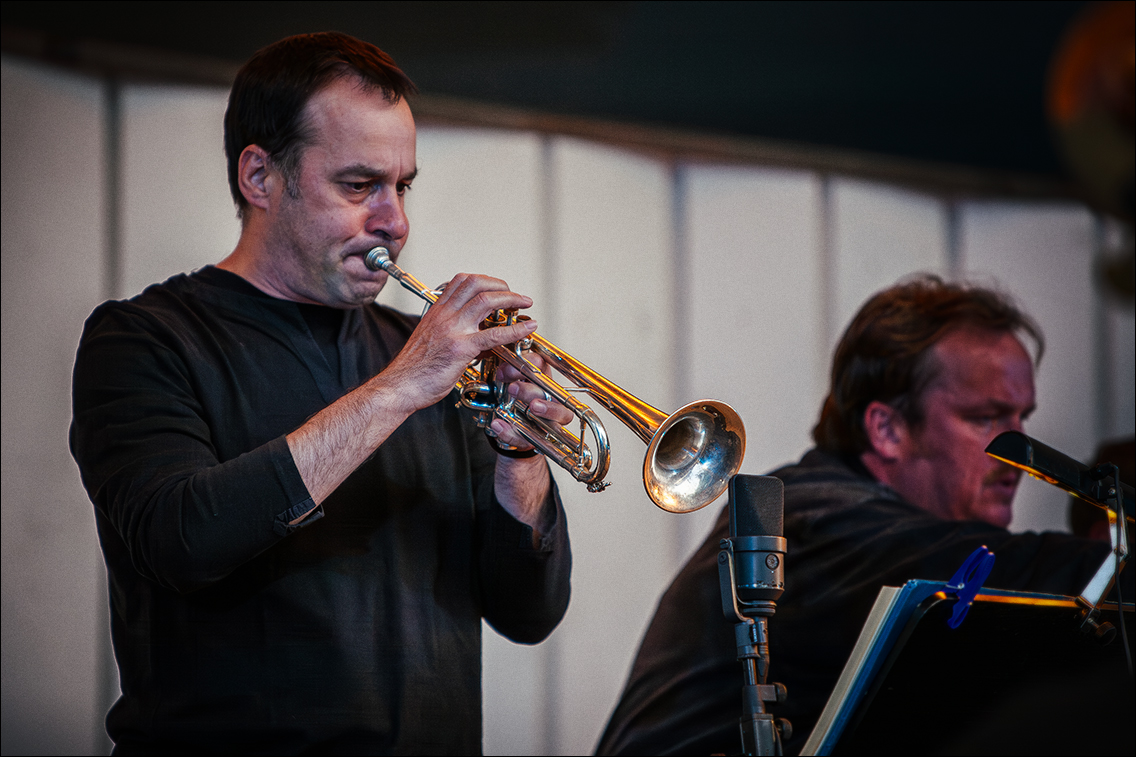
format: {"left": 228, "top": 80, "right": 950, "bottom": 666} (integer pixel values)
{"left": 237, "top": 145, "right": 277, "bottom": 212}
{"left": 862, "top": 400, "right": 908, "bottom": 461}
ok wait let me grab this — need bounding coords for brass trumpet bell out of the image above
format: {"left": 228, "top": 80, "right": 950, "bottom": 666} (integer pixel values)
{"left": 645, "top": 401, "right": 746, "bottom": 513}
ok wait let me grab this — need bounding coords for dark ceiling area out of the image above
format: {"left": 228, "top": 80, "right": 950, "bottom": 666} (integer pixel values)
{"left": 2, "top": 1, "right": 1093, "bottom": 178}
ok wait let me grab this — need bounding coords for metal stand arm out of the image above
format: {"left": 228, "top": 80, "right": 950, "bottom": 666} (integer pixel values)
{"left": 1077, "top": 465, "right": 1130, "bottom": 646}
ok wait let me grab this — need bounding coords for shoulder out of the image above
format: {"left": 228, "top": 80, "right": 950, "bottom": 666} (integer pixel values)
{"left": 83, "top": 266, "right": 308, "bottom": 343}
{"left": 75, "top": 272, "right": 234, "bottom": 393}
{"left": 76, "top": 269, "right": 288, "bottom": 381}
{"left": 773, "top": 448, "right": 909, "bottom": 514}
{"left": 81, "top": 273, "right": 204, "bottom": 341}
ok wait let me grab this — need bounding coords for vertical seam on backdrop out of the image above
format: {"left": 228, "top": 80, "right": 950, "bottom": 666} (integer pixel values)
{"left": 818, "top": 173, "right": 836, "bottom": 355}
{"left": 103, "top": 77, "right": 122, "bottom": 301}
{"left": 536, "top": 132, "right": 561, "bottom": 756}
{"left": 669, "top": 159, "right": 690, "bottom": 572}
{"left": 539, "top": 134, "right": 558, "bottom": 342}
{"left": 670, "top": 162, "right": 689, "bottom": 414}
{"left": 1092, "top": 213, "right": 1111, "bottom": 443}
{"left": 945, "top": 196, "right": 962, "bottom": 279}
{"left": 96, "top": 73, "right": 122, "bottom": 756}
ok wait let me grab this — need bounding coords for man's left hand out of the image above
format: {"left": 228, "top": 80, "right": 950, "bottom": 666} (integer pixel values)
{"left": 489, "top": 355, "right": 574, "bottom": 541}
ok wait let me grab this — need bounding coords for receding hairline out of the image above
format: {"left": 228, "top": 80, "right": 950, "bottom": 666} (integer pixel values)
{"left": 906, "top": 323, "right": 1036, "bottom": 421}
{"left": 282, "top": 73, "right": 416, "bottom": 169}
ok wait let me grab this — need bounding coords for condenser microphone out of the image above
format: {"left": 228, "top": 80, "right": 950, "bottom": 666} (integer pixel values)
{"left": 729, "top": 475, "right": 786, "bottom": 613}
{"left": 720, "top": 474, "right": 793, "bottom": 754}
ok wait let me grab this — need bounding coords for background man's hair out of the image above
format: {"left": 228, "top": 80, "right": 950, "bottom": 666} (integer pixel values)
{"left": 812, "top": 275, "right": 1044, "bottom": 456}
{"left": 223, "top": 32, "right": 417, "bottom": 214}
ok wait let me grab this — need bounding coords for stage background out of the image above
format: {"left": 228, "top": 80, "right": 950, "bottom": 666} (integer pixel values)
{"left": 3, "top": 50, "right": 1133, "bottom": 755}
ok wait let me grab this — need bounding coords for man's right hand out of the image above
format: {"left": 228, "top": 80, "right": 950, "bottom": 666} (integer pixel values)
{"left": 379, "top": 272, "right": 539, "bottom": 413}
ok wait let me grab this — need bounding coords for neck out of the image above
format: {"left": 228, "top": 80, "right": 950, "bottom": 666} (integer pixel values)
{"left": 217, "top": 213, "right": 318, "bottom": 304}
{"left": 859, "top": 450, "right": 890, "bottom": 485}
{"left": 860, "top": 449, "right": 949, "bottom": 520}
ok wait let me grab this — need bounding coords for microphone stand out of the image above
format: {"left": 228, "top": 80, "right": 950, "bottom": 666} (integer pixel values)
{"left": 717, "top": 476, "right": 792, "bottom": 755}
{"left": 1077, "top": 462, "right": 1131, "bottom": 672}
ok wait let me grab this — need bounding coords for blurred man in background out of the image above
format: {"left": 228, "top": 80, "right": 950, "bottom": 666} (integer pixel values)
{"left": 71, "top": 32, "right": 572, "bottom": 753}
{"left": 598, "top": 276, "right": 1129, "bottom": 756}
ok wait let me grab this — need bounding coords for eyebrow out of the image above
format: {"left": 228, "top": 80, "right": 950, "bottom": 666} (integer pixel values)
{"left": 331, "top": 164, "right": 418, "bottom": 183}
{"left": 960, "top": 400, "right": 1036, "bottom": 417}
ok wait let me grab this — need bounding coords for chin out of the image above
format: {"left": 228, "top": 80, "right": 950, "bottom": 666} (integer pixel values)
{"left": 345, "top": 284, "right": 383, "bottom": 306}
{"left": 976, "top": 502, "right": 1014, "bottom": 529}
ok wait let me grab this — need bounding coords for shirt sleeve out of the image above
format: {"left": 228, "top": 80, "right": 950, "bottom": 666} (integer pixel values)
{"left": 70, "top": 303, "right": 318, "bottom": 594}
{"left": 467, "top": 422, "right": 572, "bottom": 644}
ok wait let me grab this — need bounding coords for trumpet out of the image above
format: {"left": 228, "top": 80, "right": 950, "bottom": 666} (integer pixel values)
{"left": 365, "top": 247, "right": 745, "bottom": 513}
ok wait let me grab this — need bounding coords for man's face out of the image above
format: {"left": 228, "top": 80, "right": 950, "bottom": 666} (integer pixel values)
{"left": 895, "top": 328, "right": 1036, "bottom": 528}
{"left": 264, "top": 76, "right": 417, "bottom": 308}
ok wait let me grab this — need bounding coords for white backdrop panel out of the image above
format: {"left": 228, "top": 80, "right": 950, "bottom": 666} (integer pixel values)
{"left": 120, "top": 84, "right": 239, "bottom": 298}
{"left": 543, "top": 137, "right": 677, "bottom": 756}
{"left": 958, "top": 202, "right": 1097, "bottom": 533}
{"left": 402, "top": 126, "right": 548, "bottom": 756}
{"left": 680, "top": 165, "right": 827, "bottom": 556}
{"left": 1104, "top": 304, "right": 1136, "bottom": 440}
{"left": 1, "top": 56, "right": 107, "bottom": 755}
{"left": 391, "top": 127, "right": 545, "bottom": 319}
{"left": 830, "top": 178, "right": 948, "bottom": 346}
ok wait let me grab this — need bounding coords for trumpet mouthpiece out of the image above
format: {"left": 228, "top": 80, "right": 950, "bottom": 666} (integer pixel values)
{"left": 364, "top": 247, "right": 391, "bottom": 272}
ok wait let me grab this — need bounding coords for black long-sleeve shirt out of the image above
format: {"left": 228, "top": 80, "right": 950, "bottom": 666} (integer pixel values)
{"left": 596, "top": 449, "right": 1121, "bottom": 756}
{"left": 70, "top": 266, "right": 571, "bottom": 755}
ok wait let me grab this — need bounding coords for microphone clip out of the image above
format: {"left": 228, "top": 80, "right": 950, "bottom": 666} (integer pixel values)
{"left": 718, "top": 537, "right": 786, "bottom": 622}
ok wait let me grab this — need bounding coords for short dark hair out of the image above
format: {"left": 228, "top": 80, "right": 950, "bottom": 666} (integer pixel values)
{"left": 813, "top": 275, "right": 1044, "bottom": 456}
{"left": 223, "top": 32, "right": 417, "bottom": 213}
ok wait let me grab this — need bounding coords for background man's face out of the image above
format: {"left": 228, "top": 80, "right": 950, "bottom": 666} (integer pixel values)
{"left": 898, "top": 328, "right": 1037, "bottom": 527}
{"left": 267, "top": 76, "right": 417, "bottom": 308}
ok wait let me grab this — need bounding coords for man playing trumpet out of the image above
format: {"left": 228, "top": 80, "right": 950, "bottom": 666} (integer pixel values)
{"left": 70, "top": 32, "right": 572, "bottom": 753}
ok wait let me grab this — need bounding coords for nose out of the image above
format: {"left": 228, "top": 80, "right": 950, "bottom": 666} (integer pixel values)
{"left": 364, "top": 188, "right": 409, "bottom": 243}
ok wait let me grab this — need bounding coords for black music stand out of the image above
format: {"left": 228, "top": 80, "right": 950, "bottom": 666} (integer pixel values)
{"left": 802, "top": 581, "right": 1134, "bottom": 756}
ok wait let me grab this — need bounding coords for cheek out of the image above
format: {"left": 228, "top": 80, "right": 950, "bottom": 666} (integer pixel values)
{"left": 943, "top": 420, "right": 991, "bottom": 462}
{"left": 310, "top": 209, "right": 367, "bottom": 245}
{"left": 960, "top": 437, "right": 993, "bottom": 482}
{"left": 930, "top": 426, "right": 989, "bottom": 488}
